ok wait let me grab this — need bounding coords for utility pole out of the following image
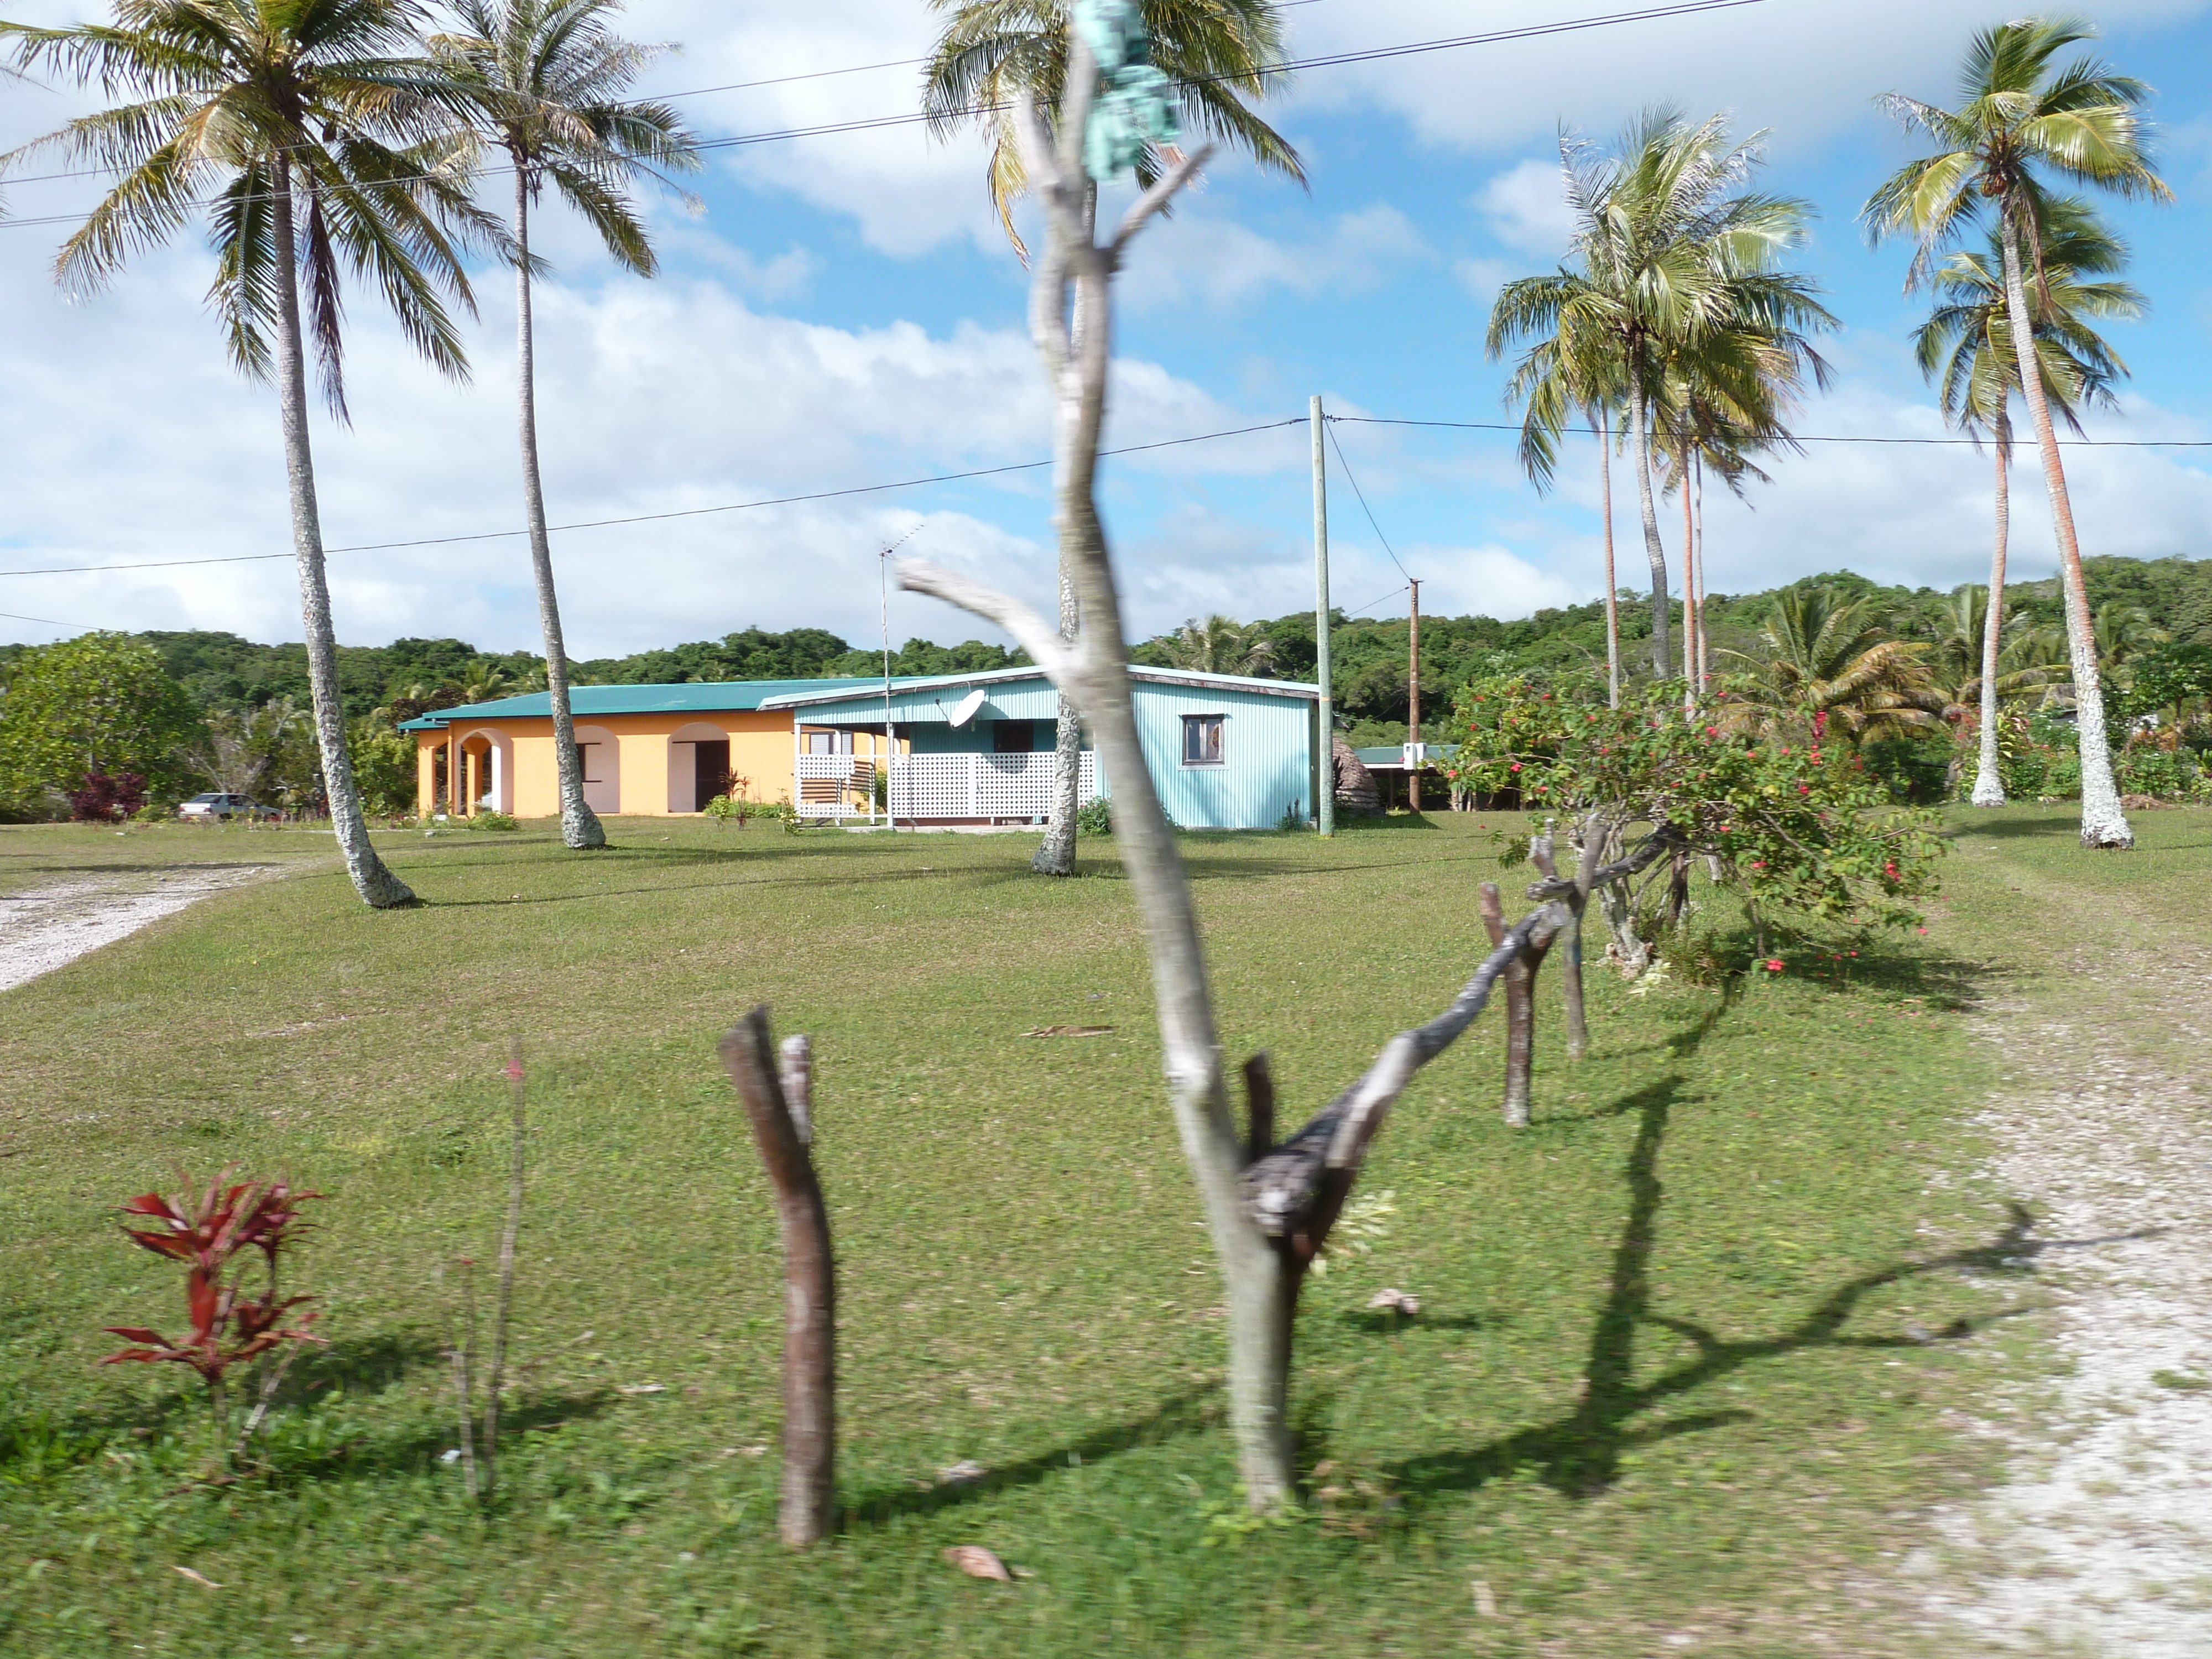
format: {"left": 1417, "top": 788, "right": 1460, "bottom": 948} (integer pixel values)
{"left": 1311, "top": 394, "right": 1333, "bottom": 837}
{"left": 1407, "top": 578, "right": 1422, "bottom": 813}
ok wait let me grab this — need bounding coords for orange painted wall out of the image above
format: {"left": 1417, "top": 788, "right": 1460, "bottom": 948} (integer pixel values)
{"left": 410, "top": 709, "right": 823, "bottom": 817}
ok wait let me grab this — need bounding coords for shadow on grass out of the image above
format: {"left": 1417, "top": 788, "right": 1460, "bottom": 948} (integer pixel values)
{"left": 842, "top": 1383, "right": 1222, "bottom": 1530}
{"left": 1390, "top": 1080, "right": 2138, "bottom": 1506}
{"left": 1338, "top": 1310, "right": 1497, "bottom": 1334}
{"left": 255, "top": 1387, "right": 617, "bottom": 1488}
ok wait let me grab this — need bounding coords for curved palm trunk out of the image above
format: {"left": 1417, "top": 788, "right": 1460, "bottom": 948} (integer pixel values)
{"left": 515, "top": 173, "right": 606, "bottom": 850}
{"left": 1969, "top": 413, "right": 2010, "bottom": 807}
{"left": 1627, "top": 368, "right": 1671, "bottom": 679}
{"left": 1031, "top": 186, "right": 1099, "bottom": 879}
{"left": 1679, "top": 446, "right": 1696, "bottom": 716}
{"left": 1999, "top": 214, "right": 2128, "bottom": 848}
{"left": 271, "top": 159, "right": 413, "bottom": 909}
{"left": 1598, "top": 408, "right": 1620, "bottom": 708}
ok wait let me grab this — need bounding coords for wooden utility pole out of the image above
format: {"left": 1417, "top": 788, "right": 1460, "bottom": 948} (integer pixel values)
{"left": 1407, "top": 578, "right": 1422, "bottom": 813}
{"left": 1311, "top": 395, "right": 1334, "bottom": 837}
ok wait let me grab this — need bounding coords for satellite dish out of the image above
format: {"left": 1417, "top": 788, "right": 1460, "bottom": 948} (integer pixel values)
{"left": 947, "top": 687, "right": 988, "bottom": 729}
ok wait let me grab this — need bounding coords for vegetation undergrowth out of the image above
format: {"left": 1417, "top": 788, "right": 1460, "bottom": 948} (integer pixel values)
{"left": 1, "top": 808, "right": 2170, "bottom": 1655}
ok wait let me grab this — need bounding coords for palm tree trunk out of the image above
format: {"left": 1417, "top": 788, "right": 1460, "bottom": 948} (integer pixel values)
{"left": 1970, "top": 413, "right": 2010, "bottom": 807}
{"left": 1032, "top": 185, "right": 1099, "bottom": 879}
{"left": 1693, "top": 453, "right": 1708, "bottom": 693}
{"left": 1627, "top": 367, "right": 1671, "bottom": 679}
{"left": 1998, "top": 212, "right": 2129, "bottom": 848}
{"left": 270, "top": 156, "right": 413, "bottom": 909}
{"left": 1679, "top": 445, "right": 1695, "bottom": 716}
{"left": 1598, "top": 408, "right": 1620, "bottom": 709}
{"left": 515, "top": 170, "right": 606, "bottom": 850}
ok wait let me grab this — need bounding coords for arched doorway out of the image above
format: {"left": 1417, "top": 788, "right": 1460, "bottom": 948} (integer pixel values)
{"left": 667, "top": 722, "right": 733, "bottom": 814}
{"left": 455, "top": 727, "right": 514, "bottom": 815}
{"left": 572, "top": 725, "right": 620, "bottom": 816}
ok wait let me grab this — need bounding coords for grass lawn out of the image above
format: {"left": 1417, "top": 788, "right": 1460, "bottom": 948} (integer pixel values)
{"left": 4, "top": 806, "right": 2192, "bottom": 1657}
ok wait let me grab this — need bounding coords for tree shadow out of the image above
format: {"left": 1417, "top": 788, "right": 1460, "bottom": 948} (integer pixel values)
{"left": 1389, "top": 1078, "right": 2133, "bottom": 1506}
{"left": 840, "top": 1383, "right": 1220, "bottom": 1530}
{"left": 286, "top": 1329, "right": 446, "bottom": 1399}
{"left": 1337, "top": 1309, "right": 1497, "bottom": 1334}
{"left": 253, "top": 1387, "right": 617, "bottom": 1487}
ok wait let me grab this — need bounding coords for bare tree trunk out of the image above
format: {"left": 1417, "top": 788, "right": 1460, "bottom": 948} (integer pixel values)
{"left": 269, "top": 158, "right": 413, "bottom": 908}
{"left": 1627, "top": 366, "right": 1671, "bottom": 680}
{"left": 1479, "top": 881, "right": 1536, "bottom": 1126}
{"left": 1997, "top": 213, "right": 2128, "bottom": 848}
{"left": 1033, "top": 567, "right": 1081, "bottom": 876}
{"left": 1531, "top": 821, "right": 1592, "bottom": 1060}
{"left": 1598, "top": 408, "right": 1621, "bottom": 708}
{"left": 719, "top": 1011, "right": 835, "bottom": 1547}
{"left": 514, "top": 171, "right": 605, "bottom": 850}
{"left": 1692, "top": 454, "right": 1708, "bottom": 695}
{"left": 1970, "top": 411, "right": 2011, "bottom": 807}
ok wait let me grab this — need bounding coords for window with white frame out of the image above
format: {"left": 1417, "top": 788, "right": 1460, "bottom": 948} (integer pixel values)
{"left": 1181, "top": 713, "right": 1225, "bottom": 766}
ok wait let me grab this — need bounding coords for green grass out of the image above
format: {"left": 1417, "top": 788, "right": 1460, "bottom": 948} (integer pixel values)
{"left": 3, "top": 806, "right": 2197, "bottom": 1656}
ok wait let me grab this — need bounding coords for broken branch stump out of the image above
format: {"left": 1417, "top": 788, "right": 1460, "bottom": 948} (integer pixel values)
{"left": 719, "top": 1009, "right": 836, "bottom": 1548}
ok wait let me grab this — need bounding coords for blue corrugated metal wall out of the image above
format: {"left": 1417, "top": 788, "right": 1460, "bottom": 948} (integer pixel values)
{"left": 778, "top": 672, "right": 1315, "bottom": 828}
{"left": 1124, "top": 679, "right": 1312, "bottom": 830}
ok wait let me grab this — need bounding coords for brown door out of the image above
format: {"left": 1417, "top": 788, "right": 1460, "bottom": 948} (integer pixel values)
{"left": 694, "top": 739, "right": 731, "bottom": 808}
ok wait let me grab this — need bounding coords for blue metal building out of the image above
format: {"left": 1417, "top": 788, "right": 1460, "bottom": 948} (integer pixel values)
{"left": 761, "top": 665, "right": 1321, "bottom": 830}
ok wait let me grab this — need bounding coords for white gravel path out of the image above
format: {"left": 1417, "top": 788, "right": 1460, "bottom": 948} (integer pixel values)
{"left": 1916, "top": 973, "right": 2212, "bottom": 1652}
{"left": 0, "top": 866, "right": 272, "bottom": 993}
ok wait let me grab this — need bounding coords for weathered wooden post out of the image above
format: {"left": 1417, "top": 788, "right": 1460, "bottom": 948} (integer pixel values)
{"left": 719, "top": 1009, "right": 835, "bottom": 1548}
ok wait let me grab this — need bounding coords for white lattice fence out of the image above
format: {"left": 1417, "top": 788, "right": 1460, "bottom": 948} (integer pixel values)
{"left": 872, "top": 752, "right": 1097, "bottom": 820}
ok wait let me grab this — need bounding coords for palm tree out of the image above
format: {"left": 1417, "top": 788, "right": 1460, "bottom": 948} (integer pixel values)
{"left": 1162, "top": 614, "right": 1275, "bottom": 676}
{"left": 1866, "top": 15, "right": 2171, "bottom": 848}
{"left": 430, "top": 0, "right": 697, "bottom": 851}
{"left": 1493, "top": 109, "right": 1832, "bottom": 680}
{"left": 2093, "top": 601, "right": 2167, "bottom": 677}
{"left": 4, "top": 0, "right": 492, "bottom": 907}
{"left": 1929, "top": 586, "right": 2065, "bottom": 712}
{"left": 924, "top": 0, "right": 1301, "bottom": 876}
{"left": 1722, "top": 586, "right": 1945, "bottom": 745}
{"left": 1490, "top": 242, "right": 1627, "bottom": 706}
{"left": 1911, "top": 194, "right": 2141, "bottom": 806}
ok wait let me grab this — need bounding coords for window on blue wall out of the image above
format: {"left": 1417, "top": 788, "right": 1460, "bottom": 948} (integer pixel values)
{"left": 1181, "top": 714, "right": 1225, "bottom": 766}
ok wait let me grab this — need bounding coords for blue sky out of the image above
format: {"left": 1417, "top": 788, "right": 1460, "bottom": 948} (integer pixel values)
{"left": 2, "top": 0, "right": 2208, "bottom": 658}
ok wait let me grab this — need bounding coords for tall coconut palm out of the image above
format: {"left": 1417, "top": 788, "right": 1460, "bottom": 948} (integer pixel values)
{"left": 1490, "top": 249, "right": 1627, "bottom": 706}
{"left": 1866, "top": 15, "right": 2171, "bottom": 848}
{"left": 3, "top": 0, "right": 493, "bottom": 908}
{"left": 1911, "top": 194, "right": 2141, "bottom": 806}
{"left": 1494, "top": 109, "right": 1831, "bottom": 680}
{"left": 924, "top": 0, "right": 1301, "bottom": 875}
{"left": 430, "top": 0, "right": 697, "bottom": 851}
{"left": 1721, "top": 586, "right": 1945, "bottom": 745}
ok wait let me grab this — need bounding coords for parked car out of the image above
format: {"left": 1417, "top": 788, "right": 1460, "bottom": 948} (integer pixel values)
{"left": 179, "top": 792, "right": 278, "bottom": 822}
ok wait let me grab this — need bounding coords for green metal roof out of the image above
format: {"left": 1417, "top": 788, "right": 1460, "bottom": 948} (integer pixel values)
{"left": 397, "top": 679, "right": 879, "bottom": 731}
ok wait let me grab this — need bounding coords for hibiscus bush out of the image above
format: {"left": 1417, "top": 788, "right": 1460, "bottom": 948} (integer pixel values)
{"left": 1442, "top": 675, "right": 1944, "bottom": 934}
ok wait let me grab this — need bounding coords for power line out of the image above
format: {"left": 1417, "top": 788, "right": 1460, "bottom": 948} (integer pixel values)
{"left": 1324, "top": 420, "right": 1415, "bottom": 585}
{"left": 0, "top": 0, "right": 1767, "bottom": 217}
{"left": 0, "top": 607, "right": 90, "bottom": 629}
{"left": 1342, "top": 583, "right": 1410, "bottom": 619}
{"left": 0, "top": 418, "right": 1304, "bottom": 579}
{"left": 1335, "top": 415, "right": 2212, "bottom": 448}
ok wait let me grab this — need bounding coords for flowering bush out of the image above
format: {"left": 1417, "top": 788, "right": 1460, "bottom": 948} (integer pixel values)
{"left": 1442, "top": 676, "right": 1944, "bottom": 933}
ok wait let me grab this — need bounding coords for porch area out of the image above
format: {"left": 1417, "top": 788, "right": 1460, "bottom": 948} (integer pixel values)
{"left": 795, "top": 749, "right": 1098, "bottom": 825}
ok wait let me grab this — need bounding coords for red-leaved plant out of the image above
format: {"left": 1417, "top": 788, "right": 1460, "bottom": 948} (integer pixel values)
{"left": 102, "top": 1171, "right": 326, "bottom": 1455}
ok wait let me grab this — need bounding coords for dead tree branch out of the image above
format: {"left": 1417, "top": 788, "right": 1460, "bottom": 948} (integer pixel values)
{"left": 720, "top": 1008, "right": 836, "bottom": 1548}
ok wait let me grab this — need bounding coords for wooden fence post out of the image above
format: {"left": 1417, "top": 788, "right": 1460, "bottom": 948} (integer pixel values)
{"left": 719, "top": 1009, "right": 836, "bottom": 1548}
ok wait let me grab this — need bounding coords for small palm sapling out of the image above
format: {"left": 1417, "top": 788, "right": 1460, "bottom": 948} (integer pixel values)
{"left": 102, "top": 1173, "right": 325, "bottom": 1457}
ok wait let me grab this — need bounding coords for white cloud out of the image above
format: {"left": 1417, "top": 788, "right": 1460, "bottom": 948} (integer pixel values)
{"left": 0, "top": 244, "right": 1285, "bottom": 656}
{"left": 1122, "top": 203, "right": 1431, "bottom": 309}
{"left": 1276, "top": 0, "right": 2212, "bottom": 160}
{"left": 1475, "top": 156, "right": 1576, "bottom": 259}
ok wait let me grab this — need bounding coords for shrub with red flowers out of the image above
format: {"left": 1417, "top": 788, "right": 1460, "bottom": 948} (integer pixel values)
{"left": 102, "top": 1171, "right": 325, "bottom": 1454}
{"left": 1443, "top": 675, "right": 1944, "bottom": 937}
